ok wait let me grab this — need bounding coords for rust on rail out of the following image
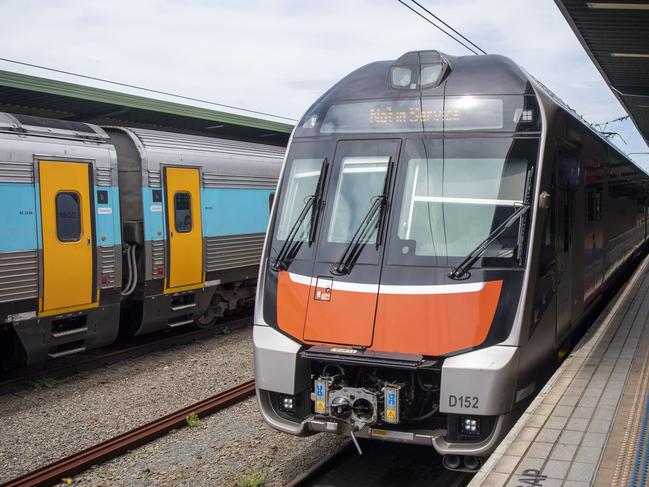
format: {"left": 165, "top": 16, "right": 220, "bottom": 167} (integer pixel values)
{"left": 4, "top": 380, "right": 256, "bottom": 487}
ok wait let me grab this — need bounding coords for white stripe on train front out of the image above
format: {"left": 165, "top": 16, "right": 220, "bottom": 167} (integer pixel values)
{"left": 287, "top": 272, "right": 486, "bottom": 295}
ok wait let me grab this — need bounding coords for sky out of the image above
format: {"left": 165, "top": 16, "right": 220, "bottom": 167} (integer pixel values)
{"left": 1, "top": 0, "right": 648, "bottom": 167}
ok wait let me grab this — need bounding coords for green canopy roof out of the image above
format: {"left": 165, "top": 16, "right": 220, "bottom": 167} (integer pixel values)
{"left": 0, "top": 69, "right": 293, "bottom": 145}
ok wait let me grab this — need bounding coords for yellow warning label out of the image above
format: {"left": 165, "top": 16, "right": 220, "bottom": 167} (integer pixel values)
{"left": 386, "top": 410, "right": 396, "bottom": 420}
{"left": 316, "top": 401, "right": 325, "bottom": 412}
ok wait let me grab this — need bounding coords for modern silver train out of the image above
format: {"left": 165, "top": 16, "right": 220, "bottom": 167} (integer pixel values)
{"left": 253, "top": 50, "right": 649, "bottom": 470}
{"left": 0, "top": 113, "right": 283, "bottom": 364}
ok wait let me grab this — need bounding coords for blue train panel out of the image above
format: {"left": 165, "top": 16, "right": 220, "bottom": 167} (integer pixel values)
{"left": 142, "top": 187, "right": 166, "bottom": 242}
{"left": 0, "top": 182, "right": 38, "bottom": 252}
{"left": 201, "top": 188, "right": 273, "bottom": 237}
{"left": 95, "top": 186, "right": 122, "bottom": 246}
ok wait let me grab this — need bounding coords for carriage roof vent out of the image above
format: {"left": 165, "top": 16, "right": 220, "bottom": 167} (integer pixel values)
{"left": 0, "top": 112, "right": 109, "bottom": 141}
{"left": 389, "top": 50, "right": 453, "bottom": 90}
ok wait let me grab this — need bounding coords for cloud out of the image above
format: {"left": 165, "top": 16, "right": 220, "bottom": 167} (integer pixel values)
{"left": 0, "top": 0, "right": 646, "bottom": 163}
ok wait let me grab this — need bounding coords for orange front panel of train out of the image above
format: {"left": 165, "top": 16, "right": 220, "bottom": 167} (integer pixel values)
{"left": 372, "top": 280, "right": 502, "bottom": 356}
{"left": 277, "top": 271, "right": 311, "bottom": 339}
{"left": 277, "top": 272, "right": 378, "bottom": 347}
{"left": 302, "top": 281, "right": 377, "bottom": 347}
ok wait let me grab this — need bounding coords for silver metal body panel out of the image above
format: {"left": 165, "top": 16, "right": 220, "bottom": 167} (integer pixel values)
{"left": 0, "top": 250, "right": 38, "bottom": 303}
{"left": 253, "top": 324, "right": 309, "bottom": 395}
{"left": 440, "top": 345, "right": 519, "bottom": 416}
{"left": 205, "top": 233, "right": 265, "bottom": 272}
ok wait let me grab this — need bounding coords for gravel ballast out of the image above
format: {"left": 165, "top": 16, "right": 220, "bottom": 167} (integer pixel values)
{"left": 0, "top": 326, "right": 255, "bottom": 483}
{"left": 71, "top": 398, "right": 346, "bottom": 486}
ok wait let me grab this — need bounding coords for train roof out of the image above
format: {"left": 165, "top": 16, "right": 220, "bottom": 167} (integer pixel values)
{"left": 114, "top": 126, "right": 285, "bottom": 162}
{"left": 317, "top": 51, "right": 534, "bottom": 103}
{"left": 310, "top": 49, "right": 648, "bottom": 177}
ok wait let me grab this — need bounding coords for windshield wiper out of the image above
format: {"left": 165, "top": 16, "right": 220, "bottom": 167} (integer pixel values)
{"left": 330, "top": 160, "right": 393, "bottom": 276}
{"left": 330, "top": 196, "right": 384, "bottom": 276}
{"left": 272, "top": 159, "right": 328, "bottom": 271}
{"left": 448, "top": 203, "right": 530, "bottom": 280}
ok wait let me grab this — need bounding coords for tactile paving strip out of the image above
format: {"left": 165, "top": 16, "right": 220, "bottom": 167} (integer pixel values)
{"left": 629, "top": 372, "right": 649, "bottom": 485}
{"left": 596, "top": 283, "right": 649, "bottom": 487}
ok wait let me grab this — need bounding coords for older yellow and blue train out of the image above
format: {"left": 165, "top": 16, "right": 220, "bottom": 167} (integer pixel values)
{"left": 0, "top": 113, "right": 283, "bottom": 364}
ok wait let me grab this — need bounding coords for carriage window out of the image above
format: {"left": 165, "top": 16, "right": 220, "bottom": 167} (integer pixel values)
{"left": 174, "top": 192, "right": 192, "bottom": 233}
{"left": 55, "top": 192, "right": 81, "bottom": 242}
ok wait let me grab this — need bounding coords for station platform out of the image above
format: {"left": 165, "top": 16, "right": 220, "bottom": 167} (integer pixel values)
{"left": 470, "top": 254, "right": 649, "bottom": 487}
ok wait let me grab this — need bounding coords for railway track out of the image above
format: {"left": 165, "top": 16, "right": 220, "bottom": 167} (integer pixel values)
{"left": 287, "top": 441, "right": 473, "bottom": 487}
{"left": 0, "top": 314, "right": 251, "bottom": 394}
{"left": 3, "top": 380, "right": 256, "bottom": 487}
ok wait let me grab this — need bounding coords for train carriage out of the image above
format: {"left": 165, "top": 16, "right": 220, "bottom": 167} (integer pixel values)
{"left": 0, "top": 114, "right": 283, "bottom": 365}
{"left": 0, "top": 113, "right": 122, "bottom": 364}
{"left": 106, "top": 127, "right": 284, "bottom": 335}
{"left": 253, "top": 50, "right": 649, "bottom": 470}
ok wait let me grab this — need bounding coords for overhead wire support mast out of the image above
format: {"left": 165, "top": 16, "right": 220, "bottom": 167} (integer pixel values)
{"left": 0, "top": 57, "right": 298, "bottom": 122}
{"left": 396, "top": 0, "right": 486, "bottom": 56}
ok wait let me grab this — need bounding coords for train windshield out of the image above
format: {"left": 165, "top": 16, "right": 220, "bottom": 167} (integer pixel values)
{"left": 388, "top": 137, "right": 538, "bottom": 268}
{"left": 275, "top": 158, "right": 324, "bottom": 241}
{"left": 327, "top": 156, "right": 389, "bottom": 244}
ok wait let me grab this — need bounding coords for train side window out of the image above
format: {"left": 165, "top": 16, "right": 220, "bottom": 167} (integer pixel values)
{"left": 174, "top": 192, "right": 192, "bottom": 233}
{"left": 55, "top": 192, "right": 82, "bottom": 242}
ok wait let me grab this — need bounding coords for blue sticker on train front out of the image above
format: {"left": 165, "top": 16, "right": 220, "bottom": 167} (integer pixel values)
{"left": 387, "top": 391, "right": 396, "bottom": 406}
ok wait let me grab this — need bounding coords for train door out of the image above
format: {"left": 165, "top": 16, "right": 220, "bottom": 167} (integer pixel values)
{"left": 555, "top": 149, "right": 578, "bottom": 342}
{"left": 163, "top": 167, "right": 203, "bottom": 291}
{"left": 302, "top": 139, "right": 400, "bottom": 347}
{"left": 39, "top": 160, "right": 94, "bottom": 313}
{"left": 583, "top": 152, "right": 605, "bottom": 306}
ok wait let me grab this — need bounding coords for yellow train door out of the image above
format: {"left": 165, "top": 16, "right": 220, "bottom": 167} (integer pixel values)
{"left": 164, "top": 167, "right": 203, "bottom": 291}
{"left": 39, "top": 161, "right": 94, "bottom": 314}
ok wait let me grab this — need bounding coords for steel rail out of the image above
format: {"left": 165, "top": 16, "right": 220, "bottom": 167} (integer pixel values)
{"left": 3, "top": 380, "right": 256, "bottom": 487}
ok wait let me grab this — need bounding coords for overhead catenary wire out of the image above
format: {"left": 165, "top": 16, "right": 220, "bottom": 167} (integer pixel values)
{"left": 0, "top": 57, "right": 298, "bottom": 122}
{"left": 396, "top": 0, "right": 485, "bottom": 56}
{"left": 409, "top": 0, "right": 487, "bottom": 55}
{"left": 593, "top": 114, "right": 630, "bottom": 132}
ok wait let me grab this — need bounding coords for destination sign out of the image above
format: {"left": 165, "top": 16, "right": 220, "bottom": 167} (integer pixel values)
{"left": 320, "top": 97, "right": 505, "bottom": 134}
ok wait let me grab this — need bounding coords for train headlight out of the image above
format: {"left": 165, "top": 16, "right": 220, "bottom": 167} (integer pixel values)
{"left": 303, "top": 114, "right": 318, "bottom": 129}
{"left": 390, "top": 66, "right": 414, "bottom": 89}
{"left": 278, "top": 394, "right": 296, "bottom": 413}
{"left": 420, "top": 63, "right": 444, "bottom": 86}
{"left": 460, "top": 416, "right": 481, "bottom": 436}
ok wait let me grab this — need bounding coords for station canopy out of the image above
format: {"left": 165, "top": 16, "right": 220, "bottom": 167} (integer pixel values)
{"left": 0, "top": 69, "right": 292, "bottom": 146}
{"left": 556, "top": 1, "right": 649, "bottom": 145}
